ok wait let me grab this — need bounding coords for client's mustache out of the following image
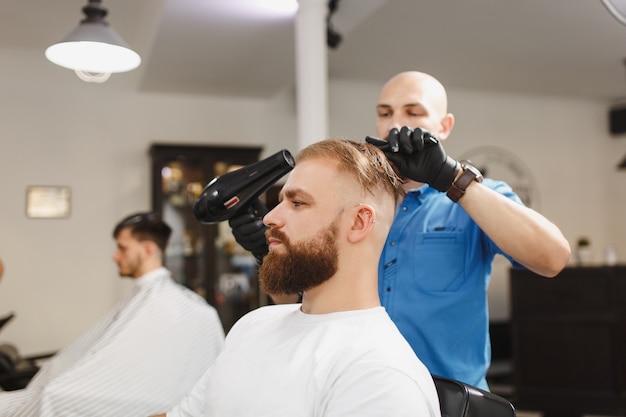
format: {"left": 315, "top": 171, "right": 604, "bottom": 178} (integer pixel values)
{"left": 266, "top": 228, "right": 289, "bottom": 245}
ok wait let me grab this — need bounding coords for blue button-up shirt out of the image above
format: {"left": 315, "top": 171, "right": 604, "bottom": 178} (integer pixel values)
{"left": 379, "top": 179, "right": 522, "bottom": 390}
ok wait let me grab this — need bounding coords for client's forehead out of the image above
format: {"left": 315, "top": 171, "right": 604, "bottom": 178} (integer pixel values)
{"left": 291, "top": 158, "right": 339, "bottom": 180}
{"left": 282, "top": 158, "right": 343, "bottom": 198}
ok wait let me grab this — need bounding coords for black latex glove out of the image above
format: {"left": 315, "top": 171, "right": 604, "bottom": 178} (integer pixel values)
{"left": 366, "top": 126, "right": 459, "bottom": 192}
{"left": 228, "top": 198, "right": 269, "bottom": 264}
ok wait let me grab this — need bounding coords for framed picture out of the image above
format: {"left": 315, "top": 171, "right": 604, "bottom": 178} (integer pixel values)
{"left": 25, "top": 186, "right": 71, "bottom": 219}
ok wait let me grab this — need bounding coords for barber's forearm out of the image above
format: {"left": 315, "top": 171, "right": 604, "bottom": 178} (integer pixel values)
{"left": 459, "top": 182, "right": 571, "bottom": 277}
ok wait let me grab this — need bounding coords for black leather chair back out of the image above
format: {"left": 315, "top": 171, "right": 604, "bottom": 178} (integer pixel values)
{"left": 432, "top": 375, "right": 516, "bottom": 417}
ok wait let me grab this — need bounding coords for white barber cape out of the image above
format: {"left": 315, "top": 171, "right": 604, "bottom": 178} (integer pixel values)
{"left": 0, "top": 267, "right": 225, "bottom": 417}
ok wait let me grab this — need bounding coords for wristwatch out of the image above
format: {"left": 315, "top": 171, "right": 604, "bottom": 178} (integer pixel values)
{"left": 446, "top": 160, "right": 483, "bottom": 203}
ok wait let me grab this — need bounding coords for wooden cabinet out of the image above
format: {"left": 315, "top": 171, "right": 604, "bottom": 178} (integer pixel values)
{"left": 510, "top": 266, "right": 626, "bottom": 416}
{"left": 150, "top": 144, "right": 263, "bottom": 332}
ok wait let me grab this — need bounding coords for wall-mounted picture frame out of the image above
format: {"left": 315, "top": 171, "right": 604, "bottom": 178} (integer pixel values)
{"left": 25, "top": 186, "right": 71, "bottom": 219}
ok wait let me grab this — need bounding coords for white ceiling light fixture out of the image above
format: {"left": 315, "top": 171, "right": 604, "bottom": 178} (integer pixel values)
{"left": 207, "top": 0, "right": 298, "bottom": 18}
{"left": 601, "top": 0, "right": 626, "bottom": 25}
{"left": 45, "top": 0, "right": 141, "bottom": 83}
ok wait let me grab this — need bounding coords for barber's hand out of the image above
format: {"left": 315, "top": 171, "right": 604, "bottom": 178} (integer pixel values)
{"left": 366, "top": 126, "right": 459, "bottom": 192}
{"left": 228, "top": 198, "right": 269, "bottom": 264}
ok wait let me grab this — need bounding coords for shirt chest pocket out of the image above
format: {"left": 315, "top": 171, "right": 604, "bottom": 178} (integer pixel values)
{"left": 409, "top": 231, "right": 466, "bottom": 292}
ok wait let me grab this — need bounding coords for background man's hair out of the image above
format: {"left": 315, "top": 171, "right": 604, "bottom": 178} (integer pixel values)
{"left": 112, "top": 212, "right": 172, "bottom": 252}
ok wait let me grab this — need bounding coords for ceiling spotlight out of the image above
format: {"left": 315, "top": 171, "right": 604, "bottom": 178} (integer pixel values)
{"left": 327, "top": 26, "right": 342, "bottom": 49}
{"left": 45, "top": 0, "right": 141, "bottom": 82}
{"left": 327, "top": 0, "right": 342, "bottom": 49}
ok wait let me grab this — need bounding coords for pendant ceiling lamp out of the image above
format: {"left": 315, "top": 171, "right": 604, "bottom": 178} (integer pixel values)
{"left": 601, "top": 0, "right": 626, "bottom": 26}
{"left": 45, "top": 0, "right": 141, "bottom": 82}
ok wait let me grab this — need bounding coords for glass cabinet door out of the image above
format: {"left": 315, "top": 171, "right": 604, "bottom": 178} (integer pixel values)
{"left": 150, "top": 144, "right": 263, "bottom": 332}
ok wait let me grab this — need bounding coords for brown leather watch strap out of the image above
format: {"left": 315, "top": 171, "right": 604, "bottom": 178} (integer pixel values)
{"left": 446, "top": 162, "right": 482, "bottom": 203}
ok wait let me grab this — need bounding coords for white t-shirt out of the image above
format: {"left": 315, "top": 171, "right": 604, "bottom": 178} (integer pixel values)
{"left": 168, "top": 304, "right": 441, "bottom": 417}
{"left": 0, "top": 267, "right": 225, "bottom": 417}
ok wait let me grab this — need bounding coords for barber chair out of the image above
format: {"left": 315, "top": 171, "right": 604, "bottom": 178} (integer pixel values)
{"left": 0, "top": 312, "right": 55, "bottom": 391}
{"left": 0, "top": 312, "right": 14, "bottom": 332}
{"left": 0, "top": 344, "right": 56, "bottom": 391}
{"left": 432, "top": 375, "right": 516, "bottom": 417}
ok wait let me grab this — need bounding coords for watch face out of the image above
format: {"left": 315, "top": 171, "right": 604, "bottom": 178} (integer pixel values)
{"left": 459, "top": 146, "right": 540, "bottom": 209}
{"left": 461, "top": 162, "right": 483, "bottom": 181}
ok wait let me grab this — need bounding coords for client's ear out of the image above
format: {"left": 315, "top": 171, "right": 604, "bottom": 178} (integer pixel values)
{"left": 142, "top": 240, "right": 158, "bottom": 257}
{"left": 348, "top": 205, "right": 376, "bottom": 243}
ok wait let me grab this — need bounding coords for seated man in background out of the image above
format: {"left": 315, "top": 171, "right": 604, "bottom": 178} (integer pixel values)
{"left": 155, "top": 139, "right": 441, "bottom": 417}
{"left": 0, "top": 212, "right": 225, "bottom": 417}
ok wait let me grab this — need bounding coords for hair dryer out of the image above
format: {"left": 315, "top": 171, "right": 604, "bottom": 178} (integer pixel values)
{"left": 193, "top": 149, "right": 295, "bottom": 224}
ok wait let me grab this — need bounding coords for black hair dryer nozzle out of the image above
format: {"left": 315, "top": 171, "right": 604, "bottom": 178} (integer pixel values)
{"left": 193, "top": 149, "right": 295, "bottom": 224}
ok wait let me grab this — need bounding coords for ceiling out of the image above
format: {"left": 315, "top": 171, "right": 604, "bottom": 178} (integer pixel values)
{"left": 5, "top": 0, "right": 626, "bottom": 102}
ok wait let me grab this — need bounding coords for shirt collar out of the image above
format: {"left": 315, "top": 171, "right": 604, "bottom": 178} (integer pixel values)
{"left": 405, "top": 183, "right": 436, "bottom": 198}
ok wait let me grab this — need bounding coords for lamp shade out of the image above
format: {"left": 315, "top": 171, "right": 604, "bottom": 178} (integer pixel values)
{"left": 45, "top": 0, "right": 141, "bottom": 74}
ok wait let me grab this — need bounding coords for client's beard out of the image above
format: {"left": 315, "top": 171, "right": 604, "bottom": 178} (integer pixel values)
{"left": 259, "top": 222, "right": 339, "bottom": 296}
